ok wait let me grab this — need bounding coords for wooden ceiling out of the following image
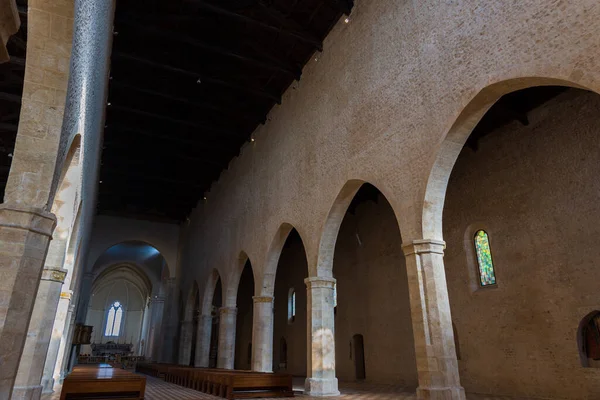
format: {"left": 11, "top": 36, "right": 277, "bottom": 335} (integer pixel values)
{"left": 99, "top": 0, "right": 353, "bottom": 221}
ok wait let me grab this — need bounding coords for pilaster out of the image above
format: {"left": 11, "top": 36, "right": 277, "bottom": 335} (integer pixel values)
{"left": 194, "top": 314, "right": 213, "bottom": 367}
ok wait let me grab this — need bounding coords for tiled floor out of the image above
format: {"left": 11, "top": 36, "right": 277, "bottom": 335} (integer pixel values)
{"left": 41, "top": 375, "right": 538, "bottom": 400}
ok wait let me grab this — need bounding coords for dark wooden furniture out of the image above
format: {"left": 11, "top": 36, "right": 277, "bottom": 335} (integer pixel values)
{"left": 60, "top": 365, "right": 146, "bottom": 400}
{"left": 136, "top": 363, "right": 293, "bottom": 399}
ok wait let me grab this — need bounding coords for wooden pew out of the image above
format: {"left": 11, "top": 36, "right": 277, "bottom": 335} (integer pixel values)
{"left": 136, "top": 363, "right": 293, "bottom": 399}
{"left": 60, "top": 365, "right": 146, "bottom": 400}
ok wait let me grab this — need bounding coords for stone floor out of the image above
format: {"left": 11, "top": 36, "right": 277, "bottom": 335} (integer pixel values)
{"left": 40, "top": 375, "right": 538, "bottom": 400}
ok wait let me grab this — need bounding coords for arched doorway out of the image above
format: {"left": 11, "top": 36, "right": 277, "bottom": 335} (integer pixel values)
{"left": 209, "top": 278, "right": 222, "bottom": 368}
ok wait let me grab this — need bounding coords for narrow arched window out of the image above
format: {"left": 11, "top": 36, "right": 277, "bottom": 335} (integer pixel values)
{"left": 474, "top": 230, "right": 496, "bottom": 286}
{"left": 104, "top": 301, "right": 124, "bottom": 337}
{"left": 288, "top": 288, "right": 296, "bottom": 324}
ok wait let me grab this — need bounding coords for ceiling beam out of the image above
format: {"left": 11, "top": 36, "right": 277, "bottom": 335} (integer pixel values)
{"left": 104, "top": 125, "right": 239, "bottom": 151}
{"left": 108, "top": 105, "right": 245, "bottom": 139}
{"left": 112, "top": 52, "right": 281, "bottom": 104}
{"left": 101, "top": 167, "right": 205, "bottom": 188}
{"left": 109, "top": 81, "right": 264, "bottom": 124}
{"left": 115, "top": 19, "right": 301, "bottom": 79}
{"left": 188, "top": 1, "right": 323, "bottom": 51}
{"left": 102, "top": 142, "right": 231, "bottom": 167}
{"left": 0, "top": 92, "right": 21, "bottom": 103}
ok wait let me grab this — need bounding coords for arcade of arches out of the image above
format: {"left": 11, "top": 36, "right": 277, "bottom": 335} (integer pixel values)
{"left": 1, "top": 1, "right": 600, "bottom": 400}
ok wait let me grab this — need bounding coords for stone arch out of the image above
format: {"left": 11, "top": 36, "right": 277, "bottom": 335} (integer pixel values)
{"left": 422, "top": 77, "right": 596, "bottom": 241}
{"left": 261, "top": 223, "right": 309, "bottom": 297}
{"left": 92, "top": 240, "right": 171, "bottom": 280}
{"left": 224, "top": 251, "right": 256, "bottom": 307}
{"left": 201, "top": 269, "right": 223, "bottom": 316}
{"left": 50, "top": 134, "right": 82, "bottom": 209}
{"left": 315, "top": 179, "right": 402, "bottom": 277}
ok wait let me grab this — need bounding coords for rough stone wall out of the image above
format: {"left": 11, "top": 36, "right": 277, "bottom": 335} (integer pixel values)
{"left": 443, "top": 89, "right": 600, "bottom": 399}
{"left": 272, "top": 234, "right": 308, "bottom": 376}
{"left": 333, "top": 195, "right": 417, "bottom": 386}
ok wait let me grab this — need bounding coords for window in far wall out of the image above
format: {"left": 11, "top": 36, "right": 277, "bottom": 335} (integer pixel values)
{"left": 474, "top": 230, "right": 496, "bottom": 286}
{"left": 288, "top": 288, "right": 296, "bottom": 323}
{"left": 105, "top": 301, "right": 124, "bottom": 337}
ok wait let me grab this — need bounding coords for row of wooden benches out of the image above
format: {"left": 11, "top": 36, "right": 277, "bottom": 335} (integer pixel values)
{"left": 136, "top": 363, "right": 294, "bottom": 399}
{"left": 61, "top": 364, "right": 146, "bottom": 400}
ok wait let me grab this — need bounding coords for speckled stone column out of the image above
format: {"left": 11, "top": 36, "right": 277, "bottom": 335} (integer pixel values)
{"left": 12, "top": 268, "right": 67, "bottom": 400}
{"left": 402, "top": 240, "right": 465, "bottom": 400}
{"left": 217, "top": 307, "right": 237, "bottom": 369}
{"left": 0, "top": 205, "right": 56, "bottom": 399}
{"left": 149, "top": 296, "right": 165, "bottom": 362}
{"left": 304, "top": 277, "right": 339, "bottom": 396}
{"left": 56, "top": 303, "right": 76, "bottom": 383}
{"left": 41, "top": 290, "right": 72, "bottom": 393}
{"left": 251, "top": 296, "right": 273, "bottom": 372}
{"left": 194, "top": 314, "right": 213, "bottom": 367}
{"left": 178, "top": 320, "right": 193, "bottom": 365}
{"left": 160, "top": 278, "right": 178, "bottom": 363}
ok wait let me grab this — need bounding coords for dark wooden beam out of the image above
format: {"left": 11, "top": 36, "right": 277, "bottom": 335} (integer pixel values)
{"left": 104, "top": 125, "right": 239, "bottom": 151}
{"left": 112, "top": 52, "right": 281, "bottom": 104}
{"left": 115, "top": 19, "right": 301, "bottom": 79}
{"left": 102, "top": 142, "right": 230, "bottom": 167}
{"left": 0, "top": 92, "right": 21, "bottom": 103}
{"left": 0, "top": 123, "right": 18, "bottom": 132}
{"left": 188, "top": 1, "right": 323, "bottom": 51}
{"left": 109, "top": 81, "right": 264, "bottom": 124}
{"left": 108, "top": 105, "right": 245, "bottom": 139}
{"left": 101, "top": 167, "right": 205, "bottom": 188}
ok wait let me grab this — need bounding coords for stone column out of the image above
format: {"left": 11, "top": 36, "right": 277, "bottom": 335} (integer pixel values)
{"left": 160, "top": 278, "right": 178, "bottom": 363}
{"left": 41, "top": 290, "right": 72, "bottom": 393}
{"left": 304, "top": 277, "right": 338, "bottom": 396}
{"left": 149, "top": 296, "right": 165, "bottom": 362}
{"left": 56, "top": 304, "right": 76, "bottom": 383}
{"left": 217, "top": 307, "right": 237, "bottom": 369}
{"left": 0, "top": 205, "right": 56, "bottom": 399}
{"left": 402, "top": 239, "right": 465, "bottom": 400}
{"left": 178, "top": 320, "right": 193, "bottom": 365}
{"left": 194, "top": 314, "right": 213, "bottom": 367}
{"left": 251, "top": 296, "right": 274, "bottom": 372}
{"left": 12, "top": 268, "right": 67, "bottom": 400}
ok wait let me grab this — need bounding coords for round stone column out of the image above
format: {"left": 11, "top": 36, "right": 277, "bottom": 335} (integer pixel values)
{"left": 194, "top": 314, "right": 213, "bottom": 367}
{"left": 251, "top": 296, "right": 274, "bottom": 372}
{"left": 12, "top": 267, "right": 67, "bottom": 400}
{"left": 402, "top": 239, "right": 466, "bottom": 400}
{"left": 304, "top": 277, "right": 339, "bottom": 396}
{"left": 217, "top": 307, "right": 237, "bottom": 369}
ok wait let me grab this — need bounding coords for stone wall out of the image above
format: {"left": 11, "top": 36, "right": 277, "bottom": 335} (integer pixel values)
{"left": 443, "top": 89, "right": 600, "bottom": 398}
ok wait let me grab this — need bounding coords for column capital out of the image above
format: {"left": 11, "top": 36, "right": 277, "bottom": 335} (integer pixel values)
{"left": 219, "top": 306, "right": 237, "bottom": 316}
{"left": 402, "top": 239, "right": 446, "bottom": 256}
{"left": 0, "top": 203, "right": 56, "bottom": 237}
{"left": 41, "top": 267, "right": 68, "bottom": 283}
{"left": 252, "top": 296, "right": 273, "bottom": 303}
{"left": 304, "top": 276, "right": 336, "bottom": 289}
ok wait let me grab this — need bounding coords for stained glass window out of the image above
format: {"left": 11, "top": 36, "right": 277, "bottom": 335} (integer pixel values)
{"left": 288, "top": 289, "right": 296, "bottom": 323}
{"left": 105, "top": 301, "right": 124, "bottom": 336}
{"left": 474, "top": 230, "right": 496, "bottom": 286}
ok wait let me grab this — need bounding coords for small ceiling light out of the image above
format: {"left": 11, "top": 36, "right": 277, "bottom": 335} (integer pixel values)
{"left": 7, "top": 153, "right": 12, "bottom": 158}
{"left": 107, "top": 102, "right": 111, "bottom": 106}
{"left": 344, "top": 17, "right": 350, "bottom": 23}
{"left": 113, "top": 31, "right": 119, "bottom": 35}
{"left": 99, "top": 180, "right": 103, "bottom": 184}
{"left": 203, "top": 196, "right": 207, "bottom": 200}
{"left": 197, "top": 78, "right": 202, "bottom": 84}
{"left": 251, "top": 138, "right": 255, "bottom": 142}
{"left": 109, "top": 76, "right": 113, "bottom": 80}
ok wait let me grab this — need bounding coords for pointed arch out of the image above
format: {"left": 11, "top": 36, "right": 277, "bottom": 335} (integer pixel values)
{"left": 201, "top": 269, "right": 223, "bottom": 315}
{"left": 261, "top": 223, "right": 309, "bottom": 297}
{"left": 224, "top": 251, "right": 256, "bottom": 307}
{"left": 315, "top": 179, "right": 401, "bottom": 277}
{"left": 422, "top": 77, "right": 595, "bottom": 240}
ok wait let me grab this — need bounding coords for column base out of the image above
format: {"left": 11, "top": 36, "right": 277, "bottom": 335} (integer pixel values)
{"left": 304, "top": 377, "right": 340, "bottom": 396}
{"left": 416, "top": 386, "right": 466, "bottom": 400}
{"left": 12, "top": 384, "right": 43, "bottom": 400}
